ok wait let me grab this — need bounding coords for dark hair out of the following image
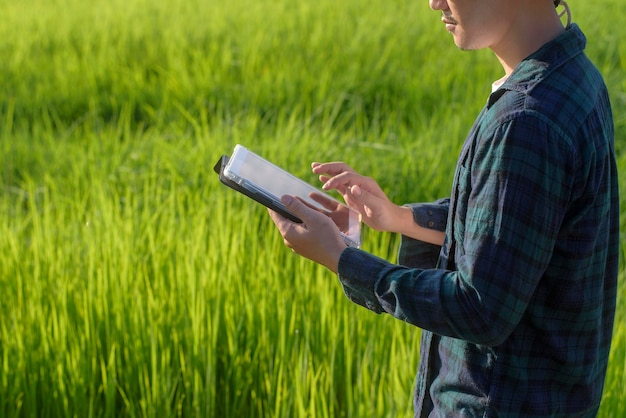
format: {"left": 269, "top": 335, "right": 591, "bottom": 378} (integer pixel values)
{"left": 553, "top": 0, "right": 561, "bottom": 6}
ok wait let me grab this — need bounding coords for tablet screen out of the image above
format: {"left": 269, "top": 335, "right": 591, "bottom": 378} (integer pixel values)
{"left": 223, "top": 145, "right": 361, "bottom": 247}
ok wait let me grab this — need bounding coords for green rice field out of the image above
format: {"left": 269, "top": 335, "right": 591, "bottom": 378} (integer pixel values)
{"left": 0, "top": 0, "right": 624, "bottom": 416}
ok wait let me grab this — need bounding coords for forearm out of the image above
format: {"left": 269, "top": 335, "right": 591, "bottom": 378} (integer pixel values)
{"left": 392, "top": 206, "right": 445, "bottom": 246}
{"left": 336, "top": 247, "right": 526, "bottom": 346}
{"left": 391, "top": 199, "right": 449, "bottom": 246}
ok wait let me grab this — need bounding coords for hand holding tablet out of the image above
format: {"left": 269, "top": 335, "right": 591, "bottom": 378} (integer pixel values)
{"left": 214, "top": 144, "right": 361, "bottom": 248}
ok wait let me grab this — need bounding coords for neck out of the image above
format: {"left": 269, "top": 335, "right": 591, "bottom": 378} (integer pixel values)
{"left": 492, "top": 3, "right": 566, "bottom": 76}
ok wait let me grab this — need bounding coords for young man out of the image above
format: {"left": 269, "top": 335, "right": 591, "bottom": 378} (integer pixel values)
{"left": 269, "top": 0, "right": 619, "bottom": 416}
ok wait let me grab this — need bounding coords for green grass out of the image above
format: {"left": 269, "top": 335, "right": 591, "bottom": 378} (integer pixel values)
{"left": 0, "top": 0, "right": 624, "bottom": 417}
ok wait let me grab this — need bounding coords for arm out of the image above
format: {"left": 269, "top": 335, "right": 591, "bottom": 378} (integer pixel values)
{"left": 313, "top": 162, "right": 445, "bottom": 246}
{"left": 338, "top": 115, "right": 573, "bottom": 346}
{"left": 398, "top": 199, "right": 449, "bottom": 269}
{"left": 266, "top": 186, "right": 448, "bottom": 274}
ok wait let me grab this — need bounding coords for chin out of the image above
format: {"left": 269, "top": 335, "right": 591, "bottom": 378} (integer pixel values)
{"left": 453, "top": 37, "right": 482, "bottom": 51}
{"left": 450, "top": 30, "right": 483, "bottom": 51}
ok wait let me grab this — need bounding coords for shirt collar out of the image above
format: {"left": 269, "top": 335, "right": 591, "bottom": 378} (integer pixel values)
{"left": 488, "top": 23, "right": 587, "bottom": 108}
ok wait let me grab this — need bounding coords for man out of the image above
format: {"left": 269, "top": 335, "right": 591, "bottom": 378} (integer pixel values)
{"left": 269, "top": 0, "right": 619, "bottom": 416}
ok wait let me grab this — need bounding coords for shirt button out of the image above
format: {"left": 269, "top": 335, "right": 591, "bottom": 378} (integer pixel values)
{"left": 427, "top": 221, "right": 435, "bottom": 228}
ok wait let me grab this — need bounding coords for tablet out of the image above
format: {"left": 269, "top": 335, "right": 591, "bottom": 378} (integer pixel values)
{"left": 214, "top": 144, "right": 361, "bottom": 248}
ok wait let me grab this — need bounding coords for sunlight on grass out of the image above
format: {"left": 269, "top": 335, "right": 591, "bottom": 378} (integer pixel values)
{"left": 0, "top": 0, "right": 624, "bottom": 416}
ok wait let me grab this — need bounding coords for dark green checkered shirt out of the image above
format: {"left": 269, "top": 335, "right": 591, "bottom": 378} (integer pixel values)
{"left": 338, "top": 24, "right": 619, "bottom": 417}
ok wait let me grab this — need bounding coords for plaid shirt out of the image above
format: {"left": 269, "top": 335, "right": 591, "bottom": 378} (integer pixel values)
{"left": 337, "top": 24, "right": 619, "bottom": 417}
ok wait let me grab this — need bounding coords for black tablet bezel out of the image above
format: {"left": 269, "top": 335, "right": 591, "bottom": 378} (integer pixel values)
{"left": 214, "top": 154, "right": 303, "bottom": 224}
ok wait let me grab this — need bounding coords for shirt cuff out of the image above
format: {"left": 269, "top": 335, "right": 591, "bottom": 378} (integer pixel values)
{"left": 398, "top": 199, "right": 448, "bottom": 268}
{"left": 337, "top": 247, "right": 388, "bottom": 314}
{"left": 404, "top": 198, "right": 449, "bottom": 232}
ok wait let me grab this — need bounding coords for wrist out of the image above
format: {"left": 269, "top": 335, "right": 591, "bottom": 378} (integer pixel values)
{"left": 392, "top": 205, "right": 445, "bottom": 246}
{"left": 390, "top": 205, "right": 416, "bottom": 234}
{"left": 325, "top": 243, "right": 348, "bottom": 274}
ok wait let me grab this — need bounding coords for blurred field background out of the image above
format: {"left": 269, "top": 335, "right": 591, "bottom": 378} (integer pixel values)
{"left": 0, "top": 0, "right": 624, "bottom": 417}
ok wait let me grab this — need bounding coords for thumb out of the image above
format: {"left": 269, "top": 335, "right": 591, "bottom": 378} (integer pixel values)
{"left": 350, "top": 184, "right": 374, "bottom": 206}
{"left": 281, "top": 195, "right": 313, "bottom": 221}
{"left": 350, "top": 184, "right": 363, "bottom": 198}
{"left": 348, "top": 184, "right": 383, "bottom": 217}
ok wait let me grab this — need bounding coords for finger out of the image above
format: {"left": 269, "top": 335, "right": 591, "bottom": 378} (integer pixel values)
{"left": 311, "top": 161, "right": 354, "bottom": 176}
{"left": 267, "top": 207, "right": 294, "bottom": 236}
{"left": 342, "top": 187, "right": 367, "bottom": 214}
{"left": 318, "top": 174, "right": 349, "bottom": 195}
{"left": 346, "top": 184, "right": 385, "bottom": 219}
{"left": 308, "top": 191, "right": 339, "bottom": 212}
{"left": 349, "top": 184, "right": 380, "bottom": 207}
{"left": 321, "top": 171, "right": 369, "bottom": 192}
{"left": 281, "top": 194, "right": 317, "bottom": 223}
{"left": 297, "top": 196, "right": 330, "bottom": 215}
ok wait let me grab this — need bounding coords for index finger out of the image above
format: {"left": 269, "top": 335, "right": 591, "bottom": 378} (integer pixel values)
{"left": 321, "top": 170, "right": 370, "bottom": 193}
{"left": 311, "top": 162, "right": 355, "bottom": 176}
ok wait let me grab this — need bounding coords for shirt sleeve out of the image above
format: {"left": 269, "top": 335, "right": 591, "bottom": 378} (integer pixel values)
{"left": 397, "top": 198, "right": 449, "bottom": 269}
{"left": 336, "top": 198, "right": 449, "bottom": 312}
{"left": 337, "top": 114, "right": 574, "bottom": 346}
